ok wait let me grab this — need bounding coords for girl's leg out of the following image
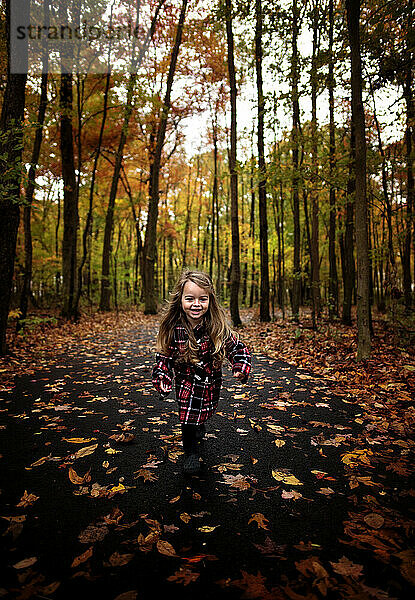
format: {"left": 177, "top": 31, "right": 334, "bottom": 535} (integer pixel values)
{"left": 181, "top": 424, "right": 201, "bottom": 475}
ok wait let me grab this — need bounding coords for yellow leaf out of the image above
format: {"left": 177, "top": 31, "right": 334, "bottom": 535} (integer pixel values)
{"left": 68, "top": 467, "right": 91, "bottom": 485}
{"left": 105, "top": 448, "right": 122, "bottom": 455}
{"left": 197, "top": 525, "right": 220, "bottom": 533}
{"left": 108, "top": 483, "right": 125, "bottom": 494}
{"left": 180, "top": 512, "right": 191, "bottom": 523}
{"left": 272, "top": 470, "right": 303, "bottom": 486}
{"left": 73, "top": 444, "right": 98, "bottom": 459}
{"left": 274, "top": 439, "right": 285, "bottom": 448}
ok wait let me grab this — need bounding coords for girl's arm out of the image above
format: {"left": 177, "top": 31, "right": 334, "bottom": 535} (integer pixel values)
{"left": 152, "top": 352, "right": 174, "bottom": 395}
{"left": 224, "top": 332, "right": 252, "bottom": 383}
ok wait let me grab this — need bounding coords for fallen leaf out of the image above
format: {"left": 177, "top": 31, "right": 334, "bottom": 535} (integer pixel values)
{"left": 156, "top": 539, "right": 178, "bottom": 557}
{"left": 248, "top": 513, "right": 269, "bottom": 530}
{"left": 134, "top": 469, "right": 158, "bottom": 482}
{"left": 13, "top": 556, "right": 37, "bottom": 569}
{"left": 330, "top": 556, "right": 364, "bottom": 578}
{"left": 180, "top": 512, "right": 191, "bottom": 523}
{"left": 72, "top": 444, "right": 98, "bottom": 460}
{"left": 68, "top": 467, "right": 91, "bottom": 485}
{"left": 109, "top": 433, "right": 135, "bottom": 444}
{"left": 197, "top": 525, "right": 220, "bottom": 533}
{"left": 108, "top": 552, "right": 134, "bottom": 566}
{"left": 274, "top": 439, "right": 286, "bottom": 448}
{"left": 62, "top": 437, "right": 97, "bottom": 444}
{"left": 103, "top": 507, "right": 124, "bottom": 525}
{"left": 71, "top": 546, "right": 93, "bottom": 568}
{"left": 167, "top": 567, "right": 199, "bottom": 585}
{"left": 364, "top": 513, "right": 384, "bottom": 529}
{"left": 78, "top": 523, "right": 109, "bottom": 544}
{"left": 114, "top": 592, "right": 138, "bottom": 600}
{"left": 272, "top": 470, "right": 303, "bottom": 486}
{"left": 281, "top": 489, "right": 303, "bottom": 500}
{"left": 16, "top": 490, "right": 39, "bottom": 508}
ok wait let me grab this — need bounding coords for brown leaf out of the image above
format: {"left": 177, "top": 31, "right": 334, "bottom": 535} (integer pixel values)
{"left": 103, "top": 507, "right": 124, "bottom": 525}
{"left": 16, "top": 490, "right": 39, "bottom": 508}
{"left": 13, "top": 556, "right": 37, "bottom": 569}
{"left": 364, "top": 513, "right": 385, "bottom": 529}
{"left": 108, "top": 552, "right": 134, "bottom": 567}
{"left": 109, "top": 433, "right": 135, "bottom": 444}
{"left": 248, "top": 513, "right": 269, "bottom": 530}
{"left": 167, "top": 567, "right": 199, "bottom": 585}
{"left": 68, "top": 467, "right": 91, "bottom": 485}
{"left": 78, "top": 523, "right": 109, "bottom": 544}
{"left": 330, "top": 556, "right": 364, "bottom": 579}
{"left": 134, "top": 468, "right": 158, "bottom": 482}
{"left": 71, "top": 546, "right": 93, "bottom": 568}
{"left": 114, "top": 592, "right": 138, "bottom": 600}
{"left": 156, "top": 539, "right": 178, "bottom": 557}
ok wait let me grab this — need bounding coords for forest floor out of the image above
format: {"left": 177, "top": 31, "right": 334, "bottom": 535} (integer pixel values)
{"left": 0, "top": 308, "right": 414, "bottom": 600}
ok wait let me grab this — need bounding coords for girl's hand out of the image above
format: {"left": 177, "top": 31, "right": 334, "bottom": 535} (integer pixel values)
{"left": 233, "top": 371, "right": 244, "bottom": 381}
{"left": 160, "top": 381, "right": 170, "bottom": 393}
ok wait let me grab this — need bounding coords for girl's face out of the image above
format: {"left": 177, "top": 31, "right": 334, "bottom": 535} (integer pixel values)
{"left": 181, "top": 280, "right": 210, "bottom": 327}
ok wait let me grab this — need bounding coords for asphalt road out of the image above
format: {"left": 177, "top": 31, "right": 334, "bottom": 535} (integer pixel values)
{"left": 0, "top": 324, "right": 411, "bottom": 599}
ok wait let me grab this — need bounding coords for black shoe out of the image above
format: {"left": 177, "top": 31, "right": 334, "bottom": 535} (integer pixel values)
{"left": 183, "top": 452, "right": 201, "bottom": 475}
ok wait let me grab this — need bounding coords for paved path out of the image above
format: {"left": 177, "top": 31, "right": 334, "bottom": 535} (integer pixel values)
{"left": 0, "top": 325, "right": 411, "bottom": 599}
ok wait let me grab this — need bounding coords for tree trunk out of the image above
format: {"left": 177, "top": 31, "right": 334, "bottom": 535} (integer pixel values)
{"left": 328, "top": 0, "right": 338, "bottom": 320}
{"left": 291, "top": 0, "right": 301, "bottom": 322}
{"left": 402, "top": 0, "right": 413, "bottom": 312}
{"left": 249, "top": 157, "right": 256, "bottom": 308}
{"left": 60, "top": 67, "right": 78, "bottom": 319}
{"left": 143, "top": 0, "right": 188, "bottom": 314}
{"left": 346, "top": 0, "right": 371, "bottom": 359}
{"left": 0, "top": 0, "right": 28, "bottom": 354}
{"left": 255, "top": 0, "right": 270, "bottom": 322}
{"left": 75, "top": 72, "right": 110, "bottom": 314}
{"left": 225, "top": 0, "right": 241, "bottom": 326}
{"left": 18, "top": 0, "right": 49, "bottom": 330}
{"left": 101, "top": 0, "right": 166, "bottom": 311}
{"left": 183, "top": 164, "right": 192, "bottom": 268}
{"left": 341, "top": 128, "right": 356, "bottom": 325}
{"left": 310, "top": 0, "right": 321, "bottom": 325}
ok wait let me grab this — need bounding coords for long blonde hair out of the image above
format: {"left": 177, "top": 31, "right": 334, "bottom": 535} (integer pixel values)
{"left": 156, "top": 270, "right": 234, "bottom": 367}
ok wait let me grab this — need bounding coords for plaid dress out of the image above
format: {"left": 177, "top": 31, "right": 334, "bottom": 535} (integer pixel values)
{"left": 152, "top": 322, "right": 251, "bottom": 424}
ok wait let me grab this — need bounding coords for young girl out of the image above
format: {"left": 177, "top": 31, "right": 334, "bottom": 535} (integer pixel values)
{"left": 152, "top": 270, "right": 251, "bottom": 475}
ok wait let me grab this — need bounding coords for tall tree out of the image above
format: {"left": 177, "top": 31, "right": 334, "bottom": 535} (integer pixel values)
{"left": 346, "top": 0, "right": 371, "bottom": 359}
{"left": 290, "top": 0, "right": 301, "bottom": 322}
{"left": 402, "top": 0, "right": 413, "bottom": 312}
{"left": 309, "top": 0, "right": 321, "bottom": 325}
{"left": 100, "top": 0, "right": 166, "bottom": 311}
{"left": 18, "top": 0, "right": 49, "bottom": 329}
{"left": 59, "top": 0, "right": 78, "bottom": 320}
{"left": 255, "top": 0, "right": 271, "bottom": 322}
{"left": 0, "top": 0, "right": 29, "bottom": 354}
{"left": 327, "top": 0, "right": 338, "bottom": 320}
{"left": 142, "top": 0, "right": 188, "bottom": 313}
{"left": 225, "top": 0, "right": 242, "bottom": 326}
